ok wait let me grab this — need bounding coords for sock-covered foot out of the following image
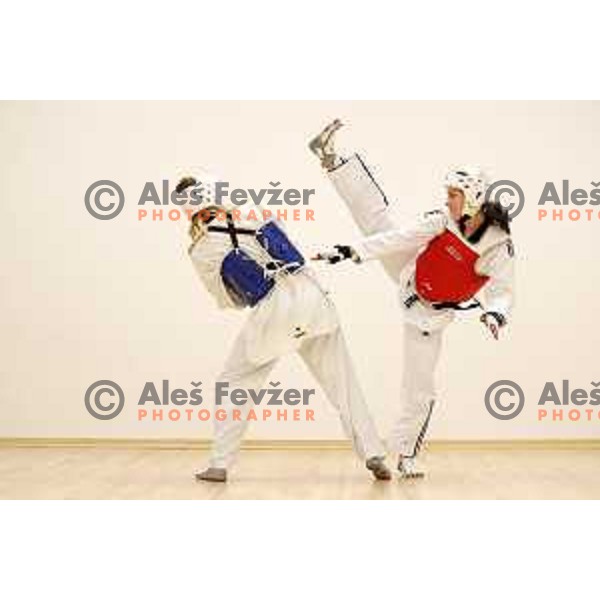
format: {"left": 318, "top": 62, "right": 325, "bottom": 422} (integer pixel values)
{"left": 194, "top": 467, "right": 227, "bottom": 483}
{"left": 366, "top": 456, "right": 392, "bottom": 481}
{"left": 308, "top": 119, "right": 343, "bottom": 170}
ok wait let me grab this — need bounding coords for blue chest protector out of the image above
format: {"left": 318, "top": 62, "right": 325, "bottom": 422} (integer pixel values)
{"left": 211, "top": 214, "right": 305, "bottom": 308}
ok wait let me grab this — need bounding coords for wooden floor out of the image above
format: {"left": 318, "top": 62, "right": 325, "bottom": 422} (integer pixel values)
{"left": 0, "top": 447, "right": 598, "bottom": 499}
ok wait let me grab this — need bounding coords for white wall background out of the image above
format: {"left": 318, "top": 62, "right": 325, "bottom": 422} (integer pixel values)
{"left": 1, "top": 101, "right": 599, "bottom": 440}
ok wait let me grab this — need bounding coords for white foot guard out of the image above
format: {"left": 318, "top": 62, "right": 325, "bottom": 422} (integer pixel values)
{"left": 194, "top": 467, "right": 227, "bottom": 483}
{"left": 308, "top": 119, "right": 344, "bottom": 171}
{"left": 397, "top": 456, "right": 425, "bottom": 479}
{"left": 366, "top": 456, "right": 392, "bottom": 481}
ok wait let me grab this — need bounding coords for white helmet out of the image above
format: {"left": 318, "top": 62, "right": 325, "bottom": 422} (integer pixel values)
{"left": 445, "top": 167, "right": 489, "bottom": 218}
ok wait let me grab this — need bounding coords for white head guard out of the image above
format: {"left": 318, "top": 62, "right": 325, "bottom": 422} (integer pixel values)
{"left": 445, "top": 167, "right": 489, "bottom": 218}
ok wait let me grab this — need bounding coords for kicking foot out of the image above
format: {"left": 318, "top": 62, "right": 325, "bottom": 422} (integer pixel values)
{"left": 397, "top": 456, "right": 425, "bottom": 479}
{"left": 194, "top": 467, "right": 227, "bottom": 483}
{"left": 308, "top": 119, "right": 343, "bottom": 171}
{"left": 366, "top": 456, "right": 392, "bottom": 481}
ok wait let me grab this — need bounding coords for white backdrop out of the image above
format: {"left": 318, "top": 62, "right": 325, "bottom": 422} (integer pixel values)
{"left": 1, "top": 100, "right": 599, "bottom": 440}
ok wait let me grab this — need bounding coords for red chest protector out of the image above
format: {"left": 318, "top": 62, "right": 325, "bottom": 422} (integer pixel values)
{"left": 415, "top": 229, "right": 489, "bottom": 303}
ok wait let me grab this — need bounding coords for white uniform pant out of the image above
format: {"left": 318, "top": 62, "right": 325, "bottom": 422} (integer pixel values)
{"left": 328, "top": 154, "right": 447, "bottom": 456}
{"left": 388, "top": 322, "right": 443, "bottom": 455}
{"left": 208, "top": 277, "right": 385, "bottom": 469}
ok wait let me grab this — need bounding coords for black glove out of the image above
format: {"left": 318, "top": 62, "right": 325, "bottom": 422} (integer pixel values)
{"left": 313, "top": 245, "right": 360, "bottom": 264}
{"left": 480, "top": 311, "right": 506, "bottom": 340}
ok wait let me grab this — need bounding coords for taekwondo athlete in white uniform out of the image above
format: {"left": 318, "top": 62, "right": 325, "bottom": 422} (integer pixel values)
{"left": 309, "top": 121, "right": 515, "bottom": 479}
{"left": 176, "top": 177, "right": 391, "bottom": 483}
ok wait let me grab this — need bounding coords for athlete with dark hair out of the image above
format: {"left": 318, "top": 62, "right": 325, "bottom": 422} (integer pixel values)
{"left": 310, "top": 121, "right": 515, "bottom": 478}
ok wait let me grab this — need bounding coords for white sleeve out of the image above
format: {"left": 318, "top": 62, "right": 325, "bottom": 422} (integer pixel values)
{"left": 352, "top": 211, "right": 447, "bottom": 261}
{"left": 477, "top": 239, "right": 515, "bottom": 324}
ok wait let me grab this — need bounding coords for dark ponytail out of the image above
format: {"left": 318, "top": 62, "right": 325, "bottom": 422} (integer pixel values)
{"left": 482, "top": 201, "right": 511, "bottom": 234}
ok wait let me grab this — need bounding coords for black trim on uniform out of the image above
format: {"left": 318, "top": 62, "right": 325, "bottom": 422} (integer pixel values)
{"left": 355, "top": 153, "right": 389, "bottom": 206}
{"left": 506, "top": 239, "right": 515, "bottom": 257}
{"left": 459, "top": 214, "right": 490, "bottom": 244}
{"left": 408, "top": 399, "right": 435, "bottom": 459}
